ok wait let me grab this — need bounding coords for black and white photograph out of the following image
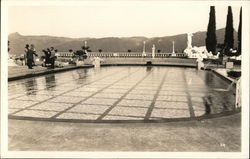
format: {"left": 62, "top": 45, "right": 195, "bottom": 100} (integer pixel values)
{"left": 1, "top": 0, "right": 249, "bottom": 158}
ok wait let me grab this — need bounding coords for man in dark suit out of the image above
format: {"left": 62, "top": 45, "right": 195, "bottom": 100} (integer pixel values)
{"left": 26, "top": 44, "right": 37, "bottom": 69}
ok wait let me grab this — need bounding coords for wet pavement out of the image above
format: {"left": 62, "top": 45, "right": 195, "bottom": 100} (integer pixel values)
{"left": 8, "top": 66, "right": 236, "bottom": 122}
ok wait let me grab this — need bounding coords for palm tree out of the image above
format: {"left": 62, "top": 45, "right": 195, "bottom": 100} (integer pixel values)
{"left": 8, "top": 41, "right": 10, "bottom": 52}
{"left": 81, "top": 46, "right": 91, "bottom": 53}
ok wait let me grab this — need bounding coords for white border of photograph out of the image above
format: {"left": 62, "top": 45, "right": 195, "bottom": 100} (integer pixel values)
{"left": 1, "top": 0, "right": 249, "bottom": 158}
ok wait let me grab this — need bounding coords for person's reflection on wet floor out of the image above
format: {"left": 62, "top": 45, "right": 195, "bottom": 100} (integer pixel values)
{"left": 202, "top": 95, "right": 212, "bottom": 115}
{"left": 204, "top": 71, "right": 214, "bottom": 87}
{"left": 78, "top": 69, "right": 88, "bottom": 79}
{"left": 45, "top": 74, "right": 56, "bottom": 90}
{"left": 146, "top": 66, "right": 152, "bottom": 72}
{"left": 24, "top": 78, "right": 38, "bottom": 95}
{"left": 75, "top": 69, "right": 88, "bottom": 84}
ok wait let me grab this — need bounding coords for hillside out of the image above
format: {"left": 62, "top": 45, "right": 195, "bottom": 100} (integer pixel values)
{"left": 8, "top": 28, "right": 237, "bottom": 56}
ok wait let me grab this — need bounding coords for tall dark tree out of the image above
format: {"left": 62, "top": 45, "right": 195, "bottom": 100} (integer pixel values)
{"left": 237, "top": 7, "right": 242, "bottom": 56}
{"left": 206, "top": 6, "right": 217, "bottom": 55}
{"left": 224, "top": 6, "right": 234, "bottom": 56}
{"left": 8, "top": 41, "right": 10, "bottom": 52}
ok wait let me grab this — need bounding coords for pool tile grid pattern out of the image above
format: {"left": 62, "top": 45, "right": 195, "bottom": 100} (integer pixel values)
{"left": 9, "top": 67, "right": 140, "bottom": 115}
{"left": 8, "top": 66, "right": 236, "bottom": 121}
{"left": 8, "top": 67, "right": 118, "bottom": 99}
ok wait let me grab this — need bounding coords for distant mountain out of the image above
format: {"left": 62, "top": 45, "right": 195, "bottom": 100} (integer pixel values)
{"left": 8, "top": 28, "right": 237, "bottom": 56}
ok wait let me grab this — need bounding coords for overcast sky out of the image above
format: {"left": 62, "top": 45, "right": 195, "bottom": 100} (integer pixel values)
{"left": 8, "top": 4, "right": 241, "bottom": 38}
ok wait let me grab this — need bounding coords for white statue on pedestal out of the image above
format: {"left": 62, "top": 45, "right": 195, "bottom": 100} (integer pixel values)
{"left": 92, "top": 57, "right": 104, "bottom": 67}
{"left": 152, "top": 44, "right": 155, "bottom": 58}
{"left": 184, "top": 33, "right": 210, "bottom": 59}
{"left": 196, "top": 54, "right": 204, "bottom": 70}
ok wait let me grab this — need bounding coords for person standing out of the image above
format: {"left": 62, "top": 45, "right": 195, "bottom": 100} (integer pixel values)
{"left": 42, "top": 49, "right": 50, "bottom": 67}
{"left": 24, "top": 44, "right": 29, "bottom": 66}
{"left": 50, "top": 47, "right": 56, "bottom": 68}
{"left": 30, "top": 44, "right": 38, "bottom": 66}
{"left": 26, "top": 44, "right": 37, "bottom": 69}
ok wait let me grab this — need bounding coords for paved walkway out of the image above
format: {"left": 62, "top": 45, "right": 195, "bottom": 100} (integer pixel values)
{"left": 8, "top": 113, "right": 241, "bottom": 151}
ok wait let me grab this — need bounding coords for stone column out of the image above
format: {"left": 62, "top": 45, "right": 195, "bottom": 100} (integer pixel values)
{"left": 152, "top": 44, "right": 155, "bottom": 58}
{"left": 172, "top": 41, "right": 176, "bottom": 56}
{"left": 142, "top": 41, "right": 146, "bottom": 57}
{"left": 235, "top": 78, "right": 241, "bottom": 108}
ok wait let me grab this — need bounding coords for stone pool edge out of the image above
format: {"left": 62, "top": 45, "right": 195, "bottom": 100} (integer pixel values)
{"left": 8, "top": 65, "right": 94, "bottom": 81}
{"left": 8, "top": 108, "right": 241, "bottom": 123}
{"left": 212, "top": 69, "right": 235, "bottom": 83}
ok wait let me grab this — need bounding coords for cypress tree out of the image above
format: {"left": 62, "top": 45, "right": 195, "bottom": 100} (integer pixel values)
{"left": 237, "top": 7, "right": 242, "bottom": 56}
{"left": 224, "top": 6, "right": 234, "bottom": 56}
{"left": 206, "top": 6, "right": 217, "bottom": 55}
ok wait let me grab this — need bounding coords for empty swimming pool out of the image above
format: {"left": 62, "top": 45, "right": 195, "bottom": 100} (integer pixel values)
{"left": 8, "top": 66, "right": 237, "bottom": 122}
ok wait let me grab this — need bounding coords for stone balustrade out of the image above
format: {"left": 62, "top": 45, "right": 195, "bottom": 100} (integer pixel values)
{"left": 89, "top": 52, "right": 186, "bottom": 58}
{"left": 56, "top": 52, "right": 186, "bottom": 58}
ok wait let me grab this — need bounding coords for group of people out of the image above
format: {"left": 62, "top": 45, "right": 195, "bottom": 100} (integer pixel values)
{"left": 24, "top": 44, "right": 38, "bottom": 69}
{"left": 24, "top": 44, "right": 58, "bottom": 69}
{"left": 42, "top": 47, "right": 57, "bottom": 68}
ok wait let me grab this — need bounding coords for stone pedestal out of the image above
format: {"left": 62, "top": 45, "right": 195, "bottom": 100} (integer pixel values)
{"left": 171, "top": 53, "right": 176, "bottom": 57}
{"left": 225, "top": 62, "right": 234, "bottom": 69}
{"left": 76, "top": 60, "right": 85, "bottom": 66}
{"left": 93, "top": 57, "right": 101, "bottom": 67}
{"left": 196, "top": 61, "right": 204, "bottom": 70}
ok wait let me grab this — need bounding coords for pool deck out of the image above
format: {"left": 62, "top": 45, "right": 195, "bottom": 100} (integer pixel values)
{"left": 8, "top": 65, "right": 94, "bottom": 81}
{"left": 9, "top": 112, "right": 241, "bottom": 151}
{"left": 7, "top": 62, "right": 242, "bottom": 152}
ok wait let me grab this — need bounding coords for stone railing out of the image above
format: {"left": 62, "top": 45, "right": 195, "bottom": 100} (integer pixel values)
{"left": 55, "top": 52, "right": 187, "bottom": 58}
{"left": 88, "top": 52, "right": 186, "bottom": 58}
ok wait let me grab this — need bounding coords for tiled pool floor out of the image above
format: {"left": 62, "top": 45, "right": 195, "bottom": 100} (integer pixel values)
{"left": 8, "top": 66, "right": 236, "bottom": 122}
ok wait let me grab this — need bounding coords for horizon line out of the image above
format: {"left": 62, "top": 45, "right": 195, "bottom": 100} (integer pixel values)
{"left": 7, "top": 31, "right": 201, "bottom": 39}
{"left": 7, "top": 27, "right": 228, "bottom": 39}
